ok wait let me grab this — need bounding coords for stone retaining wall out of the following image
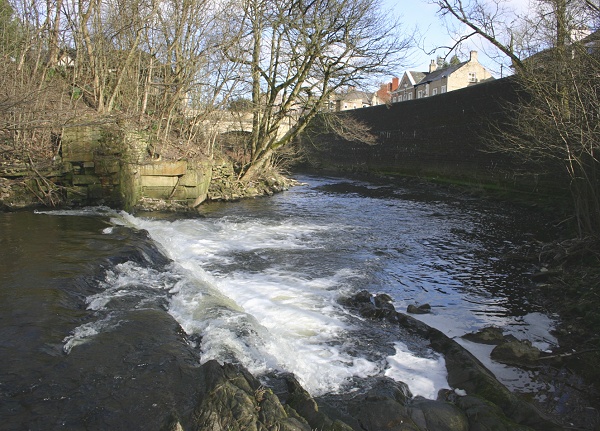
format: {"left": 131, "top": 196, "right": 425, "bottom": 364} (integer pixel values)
{"left": 300, "top": 77, "right": 565, "bottom": 194}
{"left": 6, "top": 121, "right": 216, "bottom": 211}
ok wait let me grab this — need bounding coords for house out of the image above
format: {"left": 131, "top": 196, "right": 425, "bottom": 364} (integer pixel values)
{"left": 390, "top": 71, "right": 428, "bottom": 103}
{"left": 372, "top": 77, "right": 399, "bottom": 106}
{"left": 414, "top": 51, "right": 494, "bottom": 98}
{"left": 390, "top": 51, "right": 495, "bottom": 102}
{"left": 56, "top": 49, "right": 76, "bottom": 68}
{"left": 329, "top": 87, "right": 373, "bottom": 111}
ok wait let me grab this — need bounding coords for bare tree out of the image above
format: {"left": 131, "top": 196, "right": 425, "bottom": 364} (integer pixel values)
{"left": 434, "top": 0, "right": 600, "bottom": 238}
{"left": 224, "top": 0, "right": 411, "bottom": 180}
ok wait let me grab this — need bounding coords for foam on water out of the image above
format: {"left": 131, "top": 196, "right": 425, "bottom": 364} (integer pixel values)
{"left": 120, "top": 212, "right": 449, "bottom": 397}
{"left": 35, "top": 206, "right": 117, "bottom": 217}
{"left": 86, "top": 261, "right": 177, "bottom": 311}
{"left": 385, "top": 342, "right": 448, "bottom": 399}
{"left": 63, "top": 313, "right": 121, "bottom": 354}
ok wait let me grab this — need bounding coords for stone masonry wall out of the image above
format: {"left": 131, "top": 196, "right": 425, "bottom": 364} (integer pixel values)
{"left": 302, "top": 77, "right": 565, "bottom": 194}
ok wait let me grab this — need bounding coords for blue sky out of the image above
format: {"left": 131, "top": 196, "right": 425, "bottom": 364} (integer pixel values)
{"left": 384, "top": 0, "right": 523, "bottom": 78}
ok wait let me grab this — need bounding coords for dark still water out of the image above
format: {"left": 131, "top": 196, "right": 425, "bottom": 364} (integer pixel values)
{"left": 0, "top": 174, "right": 558, "bottom": 429}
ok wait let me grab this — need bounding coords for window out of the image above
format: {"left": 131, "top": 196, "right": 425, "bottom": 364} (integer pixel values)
{"left": 468, "top": 72, "right": 477, "bottom": 82}
{"left": 407, "top": 93, "right": 412, "bottom": 100}
{"left": 432, "top": 88, "right": 438, "bottom": 96}
{"left": 417, "top": 90, "right": 422, "bottom": 99}
{"left": 441, "top": 85, "right": 447, "bottom": 93}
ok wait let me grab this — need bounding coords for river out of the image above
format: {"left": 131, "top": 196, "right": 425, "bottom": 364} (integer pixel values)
{"left": 0, "top": 174, "right": 560, "bottom": 429}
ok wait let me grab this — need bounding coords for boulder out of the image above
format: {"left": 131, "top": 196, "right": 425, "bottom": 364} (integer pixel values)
{"left": 373, "top": 293, "right": 396, "bottom": 310}
{"left": 490, "top": 340, "right": 542, "bottom": 367}
{"left": 462, "top": 327, "right": 506, "bottom": 345}
{"left": 446, "top": 392, "right": 534, "bottom": 431}
{"left": 344, "top": 378, "right": 468, "bottom": 431}
{"left": 284, "top": 375, "right": 353, "bottom": 431}
{"left": 410, "top": 398, "right": 469, "bottom": 431}
{"left": 407, "top": 304, "right": 431, "bottom": 314}
{"left": 192, "top": 360, "right": 351, "bottom": 431}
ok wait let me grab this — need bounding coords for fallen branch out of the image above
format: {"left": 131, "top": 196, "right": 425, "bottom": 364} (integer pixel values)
{"left": 538, "top": 348, "right": 600, "bottom": 361}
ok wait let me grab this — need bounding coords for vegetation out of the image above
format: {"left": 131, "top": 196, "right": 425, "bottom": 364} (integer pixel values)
{"left": 0, "top": 0, "right": 409, "bottom": 182}
{"left": 434, "top": 0, "right": 600, "bottom": 239}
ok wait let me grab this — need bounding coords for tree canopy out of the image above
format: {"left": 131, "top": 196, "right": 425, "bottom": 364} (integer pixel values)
{"left": 0, "top": 0, "right": 411, "bottom": 178}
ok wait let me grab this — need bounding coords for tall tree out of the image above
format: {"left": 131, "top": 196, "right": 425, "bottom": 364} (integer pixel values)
{"left": 225, "top": 0, "right": 411, "bottom": 180}
{"left": 435, "top": 0, "right": 600, "bottom": 238}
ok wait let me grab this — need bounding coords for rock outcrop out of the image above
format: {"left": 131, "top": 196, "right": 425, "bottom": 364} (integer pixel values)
{"left": 338, "top": 291, "right": 564, "bottom": 431}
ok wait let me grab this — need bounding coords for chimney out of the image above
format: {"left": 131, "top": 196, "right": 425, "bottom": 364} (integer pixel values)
{"left": 429, "top": 59, "right": 437, "bottom": 73}
{"left": 391, "top": 77, "right": 399, "bottom": 91}
{"left": 469, "top": 50, "right": 478, "bottom": 63}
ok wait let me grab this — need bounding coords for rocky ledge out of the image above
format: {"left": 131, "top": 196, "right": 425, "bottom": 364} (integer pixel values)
{"left": 173, "top": 291, "right": 564, "bottom": 431}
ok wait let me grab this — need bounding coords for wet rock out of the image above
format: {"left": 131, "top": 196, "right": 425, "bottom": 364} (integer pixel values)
{"left": 411, "top": 398, "right": 469, "bottom": 431}
{"left": 192, "top": 360, "right": 317, "bottom": 431}
{"left": 373, "top": 293, "right": 396, "bottom": 310}
{"left": 447, "top": 393, "right": 534, "bottom": 431}
{"left": 192, "top": 361, "right": 353, "bottom": 431}
{"left": 284, "top": 374, "right": 353, "bottom": 431}
{"left": 345, "top": 379, "right": 468, "bottom": 431}
{"left": 352, "top": 289, "right": 373, "bottom": 303}
{"left": 345, "top": 378, "right": 415, "bottom": 430}
{"left": 407, "top": 304, "right": 431, "bottom": 314}
{"left": 461, "top": 326, "right": 506, "bottom": 345}
{"left": 340, "top": 290, "right": 564, "bottom": 431}
{"left": 490, "top": 339, "right": 542, "bottom": 367}
{"left": 529, "top": 268, "right": 562, "bottom": 282}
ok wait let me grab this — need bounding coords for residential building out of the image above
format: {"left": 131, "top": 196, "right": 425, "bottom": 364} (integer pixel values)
{"left": 521, "top": 29, "right": 598, "bottom": 70}
{"left": 390, "top": 71, "right": 428, "bottom": 103}
{"left": 390, "top": 51, "right": 495, "bottom": 103}
{"left": 372, "top": 77, "right": 399, "bottom": 105}
{"left": 329, "top": 87, "right": 373, "bottom": 111}
{"left": 414, "top": 51, "right": 494, "bottom": 98}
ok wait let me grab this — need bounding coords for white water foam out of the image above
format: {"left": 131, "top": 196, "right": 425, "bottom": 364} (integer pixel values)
{"left": 385, "top": 342, "right": 448, "bottom": 399}
{"left": 119, "top": 212, "right": 450, "bottom": 397}
{"left": 86, "top": 261, "right": 177, "bottom": 311}
{"left": 63, "top": 314, "right": 121, "bottom": 354}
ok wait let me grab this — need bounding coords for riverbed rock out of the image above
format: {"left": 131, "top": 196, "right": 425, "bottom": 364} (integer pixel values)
{"left": 407, "top": 303, "right": 431, "bottom": 314}
{"left": 191, "top": 360, "right": 353, "bottom": 431}
{"left": 284, "top": 374, "right": 354, "bottom": 431}
{"left": 411, "top": 398, "right": 469, "bottom": 431}
{"left": 340, "top": 291, "right": 564, "bottom": 431}
{"left": 372, "top": 293, "right": 396, "bottom": 310}
{"left": 343, "top": 379, "right": 468, "bottom": 431}
{"left": 490, "top": 339, "right": 542, "bottom": 367}
{"left": 462, "top": 326, "right": 506, "bottom": 345}
{"left": 444, "top": 392, "right": 533, "bottom": 431}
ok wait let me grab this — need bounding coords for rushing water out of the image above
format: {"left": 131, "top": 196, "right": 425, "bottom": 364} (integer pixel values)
{"left": 0, "top": 174, "right": 559, "bottom": 429}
